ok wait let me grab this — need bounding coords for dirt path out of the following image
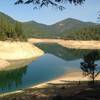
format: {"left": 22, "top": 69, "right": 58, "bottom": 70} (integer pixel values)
{"left": 28, "top": 38, "right": 100, "bottom": 49}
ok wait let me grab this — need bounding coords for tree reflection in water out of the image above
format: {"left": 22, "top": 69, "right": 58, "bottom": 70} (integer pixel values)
{"left": 0, "top": 66, "right": 27, "bottom": 91}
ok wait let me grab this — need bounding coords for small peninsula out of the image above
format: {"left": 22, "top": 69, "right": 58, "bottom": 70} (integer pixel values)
{"left": 0, "top": 41, "right": 44, "bottom": 70}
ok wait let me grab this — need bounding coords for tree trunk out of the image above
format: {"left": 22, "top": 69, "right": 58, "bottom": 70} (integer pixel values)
{"left": 92, "top": 70, "right": 95, "bottom": 86}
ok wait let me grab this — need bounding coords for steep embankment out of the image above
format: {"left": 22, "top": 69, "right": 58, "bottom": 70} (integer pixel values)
{"left": 0, "top": 41, "right": 44, "bottom": 70}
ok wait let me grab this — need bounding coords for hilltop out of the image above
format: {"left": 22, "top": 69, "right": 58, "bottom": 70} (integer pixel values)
{"left": 0, "top": 11, "right": 100, "bottom": 40}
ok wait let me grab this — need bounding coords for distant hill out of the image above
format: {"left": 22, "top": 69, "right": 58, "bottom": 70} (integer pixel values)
{"left": 22, "top": 17, "right": 97, "bottom": 38}
{"left": 50, "top": 18, "right": 96, "bottom": 33}
{"left": 0, "top": 11, "right": 100, "bottom": 40}
{"left": 0, "top": 12, "right": 26, "bottom": 41}
{"left": 0, "top": 12, "right": 15, "bottom": 23}
{"left": 22, "top": 21, "right": 52, "bottom": 37}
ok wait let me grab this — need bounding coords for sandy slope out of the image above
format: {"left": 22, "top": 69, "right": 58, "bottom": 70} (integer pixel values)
{"left": 1, "top": 69, "right": 100, "bottom": 97}
{"left": 0, "top": 41, "right": 44, "bottom": 69}
{"left": 32, "top": 69, "right": 100, "bottom": 89}
{"left": 28, "top": 38, "right": 100, "bottom": 49}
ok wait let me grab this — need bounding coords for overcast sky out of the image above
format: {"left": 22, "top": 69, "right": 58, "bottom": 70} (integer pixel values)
{"left": 0, "top": 0, "right": 100, "bottom": 25}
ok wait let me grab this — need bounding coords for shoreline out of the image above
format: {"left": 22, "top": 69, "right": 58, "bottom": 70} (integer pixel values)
{"left": 0, "top": 41, "right": 44, "bottom": 70}
{"left": 27, "top": 68, "right": 100, "bottom": 89}
{"left": 0, "top": 39, "right": 100, "bottom": 97}
{"left": 28, "top": 38, "right": 100, "bottom": 49}
{"left": 31, "top": 70, "right": 89, "bottom": 88}
{"left": 0, "top": 70, "right": 84, "bottom": 97}
{"left": 0, "top": 69, "right": 100, "bottom": 97}
{"left": 0, "top": 41, "right": 44, "bottom": 60}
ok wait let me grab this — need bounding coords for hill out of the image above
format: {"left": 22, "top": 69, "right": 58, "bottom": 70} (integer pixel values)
{"left": 50, "top": 18, "right": 96, "bottom": 33}
{"left": 22, "top": 18, "right": 98, "bottom": 39}
{"left": 22, "top": 21, "right": 52, "bottom": 37}
{"left": 0, "top": 12, "right": 26, "bottom": 41}
{"left": 0, "top": 11, "right": 100, "bottom": 40}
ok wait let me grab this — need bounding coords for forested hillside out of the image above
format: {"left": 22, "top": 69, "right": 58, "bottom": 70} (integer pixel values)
{"left": 0, "top": 12, "right": 26, "bottom": 41}
{"left": 0, "top": 11, "right": 100, "bottom": 40}
{"left": 62, "top": 25, "right": 100, "bottom": 40}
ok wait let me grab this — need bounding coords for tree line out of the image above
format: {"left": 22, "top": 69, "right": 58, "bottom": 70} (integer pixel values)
{"left": 29, "top": 25, "right": 100, "bottom": 40}
{"left": 0, "top": 16, "right": 26, "bottom": 41}
{"left": 62, "top": 25, "right": 100, "bottom": 40}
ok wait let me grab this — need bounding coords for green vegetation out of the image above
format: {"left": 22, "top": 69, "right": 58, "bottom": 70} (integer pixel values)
{"left": 15, "top": 0, "right": 85, "bottom": 9}
{"left": 0, "top": 12, "right": 26, "bottom": 41}
{"left": 35, "top": 43, "right": 100, "bottom": 61}
{"left": 22, "top": 18, "right": 100, "bottom": 40}
{"left": 0, "top": 66, "right": 27, "bottom": 91}
{"left": 81, "top": 51, "right": 100, "bottom": 85}
{"left": 0, "top": 12, "right": 100, "bottom": 40}
{"left": 63, "top": 25, "right": 100, "bottom": 40}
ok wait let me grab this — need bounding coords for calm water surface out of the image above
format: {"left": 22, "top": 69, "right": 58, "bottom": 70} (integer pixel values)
{"left": 0, "top": 43, "right": 100, "bottom": 93}
{"left": 0, "top": 54, "right": 68, "bottom": 93}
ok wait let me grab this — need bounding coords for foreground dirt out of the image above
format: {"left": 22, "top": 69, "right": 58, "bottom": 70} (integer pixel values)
{"left": 28, "top": 38, "right": 100, "bottom": 49}
{"left": 0, "top": 82, "right": 100, "bottom": 100}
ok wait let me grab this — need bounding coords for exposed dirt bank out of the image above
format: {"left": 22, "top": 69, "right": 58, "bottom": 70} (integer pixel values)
{"left": 0, "top": 41, "right": 44, "bottom": 70}
{"left": 28, "top": 38, "right": 100, "bottom": 49}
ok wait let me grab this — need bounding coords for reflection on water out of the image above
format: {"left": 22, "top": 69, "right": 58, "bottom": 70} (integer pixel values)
{"left": 0, "top": 43, "right": 100, "bottom": 93}
{"left": 35, "top": 43, "right": 100, "bottom": 61}
{"left": 0, "top": 66, "right": 27, "bottom": 92}
{"left": 0, "top": 54, "right": 68, "bottom": 93}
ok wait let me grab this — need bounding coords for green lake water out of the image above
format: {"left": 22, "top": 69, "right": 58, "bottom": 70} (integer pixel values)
{"left": 0, "top": 43, "right": 100, "bottom": 93}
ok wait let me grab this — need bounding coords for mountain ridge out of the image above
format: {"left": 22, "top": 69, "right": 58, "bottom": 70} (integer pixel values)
{"left": 0, "top": 11, "right": 100, "bottom": 40}
{"left": 0, "top": 11, "right": 97, "bottom": 26}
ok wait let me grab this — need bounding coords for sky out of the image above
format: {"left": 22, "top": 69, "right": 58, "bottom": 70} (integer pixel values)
{"left": 0, "top": 0, "right": 100, "bottom": 25}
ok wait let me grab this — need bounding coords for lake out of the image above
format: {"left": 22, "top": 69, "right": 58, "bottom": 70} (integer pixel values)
{"left": 0, "top": 43, "right": 100, "bottom": 93}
